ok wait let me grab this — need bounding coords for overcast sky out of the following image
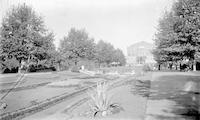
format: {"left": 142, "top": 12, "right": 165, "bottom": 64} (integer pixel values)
{"left": 0, "top": 0, "right": 174, "bottom": 55}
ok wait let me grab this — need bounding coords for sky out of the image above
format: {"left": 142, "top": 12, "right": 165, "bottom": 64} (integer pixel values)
{"left": 0, "top": 0, "right": 174, "bottom": 55}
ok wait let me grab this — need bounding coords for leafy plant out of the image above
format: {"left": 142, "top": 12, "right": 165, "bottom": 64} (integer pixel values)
{"left": 88, "top": 82, "right": 120, "bottom": 117}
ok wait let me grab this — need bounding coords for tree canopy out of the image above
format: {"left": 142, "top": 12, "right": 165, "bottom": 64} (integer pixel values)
{"left": 0, "top": 4, "right": 126, "bottom": 72}
{"left": 59, "top": 29, "right": 126, "bottom": 68}
{"left": 153, "top": 0, "right": 200, "bottom": 70}
{"left": 59, "top": 28, "right": 96, "bottom": 65}
{"left": 95, "top": 40, "right": 115, "bottom": 65}
{"left": 0, "top": 4, "right": 56, "bottom": 72}
{"left": 95, "top": 40, "right": 126, "bottom": 66}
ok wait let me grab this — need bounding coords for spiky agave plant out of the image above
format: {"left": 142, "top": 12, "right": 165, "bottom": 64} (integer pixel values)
{"left": 88, "top": 81, "right": 120, "bottom": 117}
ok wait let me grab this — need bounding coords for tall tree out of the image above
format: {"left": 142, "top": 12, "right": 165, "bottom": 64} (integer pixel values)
{"left": 153, "top": 0, "right": 200, "bottom": 70}
{"left": 172, "top": 0, "right": 200, "bottom": 70}
{"left": 95, "top": 40, "right": 125, "bottom": 66}
{"left": 95, "top": 40, "right": 115, "bottom": 66}
{"left": 113, "top": 49, "right": 126, "bottom": 66}
{"left": 0, "top": 4, "right": 56, "bottom": 72}
{"left": 153, "top": 12, "right": 181, "bottom": 69}
{"left": 59, "top": 28, "right": 96, "bottom": 65}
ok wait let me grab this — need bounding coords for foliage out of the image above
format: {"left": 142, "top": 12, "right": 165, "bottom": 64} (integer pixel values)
{"left": 95, "top": 40, "right": 115, "bottom": 65}
{"left": 0, "top": 4, "right": 56, "bottom": 72}
{"left": 59, "top": 28, "right": 96, "bottom": 65}
{"left": 95, "top": 40, "right": 126, "bottom": 66}
{"left": 153, "top": 0, "right": 200, "bottom": 70}
{"left": 153, "top": 11, "right": 180, "bottom": 64}
{"left": 59, "top": 28, "right": 126, "bottom": 68}
{"left": 113, "top": 49, "right": 126, "bottom": 66}
{"left": 88, "top": 82, "right": 120, "bottom": 117}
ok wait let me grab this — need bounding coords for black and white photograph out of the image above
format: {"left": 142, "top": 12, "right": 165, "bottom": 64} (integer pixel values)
{"left": 0, "top": 0, "right": 200, "bottom": 120}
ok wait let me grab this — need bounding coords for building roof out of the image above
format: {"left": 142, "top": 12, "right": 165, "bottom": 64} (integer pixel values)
{"left": 127, "top": 41, "right": 154, "bottom": 50}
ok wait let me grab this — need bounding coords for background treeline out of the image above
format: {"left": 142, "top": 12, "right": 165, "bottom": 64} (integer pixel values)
{"left": 0, "top": 4, "right": 126, "bottom": 73}
{"left": 59, "top": 28, "right": 126, "bottom": 71}
{"left": 153, "top": 0, "right": 200, "bottom": 71}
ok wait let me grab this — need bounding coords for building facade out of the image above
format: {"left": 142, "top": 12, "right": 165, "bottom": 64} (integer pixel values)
{"left": 126, "top": 41, "right": 155, "bottom": 66}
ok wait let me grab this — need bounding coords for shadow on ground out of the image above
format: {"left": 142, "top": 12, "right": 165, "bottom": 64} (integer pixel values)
{"left": 131, "top": 75, "right": 200, "bottom": 120}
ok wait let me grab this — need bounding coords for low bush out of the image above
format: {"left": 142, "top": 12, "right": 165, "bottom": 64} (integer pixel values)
{"left": 2, "top": 67, "right": 18, "bottom": 73}
{"left": 28, "top": 65, "right": 56, "bottom": 73}
{"left": 88, "top": 82, "right": 120, "bottom": 117}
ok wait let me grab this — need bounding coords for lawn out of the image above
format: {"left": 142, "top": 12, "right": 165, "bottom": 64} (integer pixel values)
{"left": 22, "top": 75, "right": 146, "bottom": 120}
{"left": 0, "top": 71, "right": 105, "bottom": 114}
{"left": 2, "top": 69, "right": 199, "bottom": 120}
{"left": 22, "top": 71, "right": 200, "bottom": 120}
{"left": 1, "top": 69, "right": 131, "bottom": 120}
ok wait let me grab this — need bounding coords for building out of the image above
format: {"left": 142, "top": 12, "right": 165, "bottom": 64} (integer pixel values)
{"left": 126, "top": 41, "right": 155, "bottom": 66}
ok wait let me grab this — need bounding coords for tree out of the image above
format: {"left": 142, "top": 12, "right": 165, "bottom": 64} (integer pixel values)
{"left": 172, "top": 0, "right": 200, "bottom": 71}
{"left": 113, "top": 49, "right": 126, "bottom": 66}
{"left": 95, "top": 40, "right": 115, "bottom": 66}
{"left": 153, "top": 11, "right": 181, "bottom": 69}
{"left": 153, "top": 0, "right": 200, "bottom": 71}
{"left": 0, "top": 4, "right": 56, "bottom": 73}
{"left": 95, "top": 40, "right": 125, "bottom": 67}
{"left": 59, "top": 28, "right": 96, "bottom": 66}
{"left": 37, "top": 32, "right": 57, "bottom": 67}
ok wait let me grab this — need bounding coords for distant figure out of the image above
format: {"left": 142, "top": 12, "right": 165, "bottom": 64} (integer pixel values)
{"left": 183, "top": 81, "right": 198, "bottom": 101}
{"left": 0, "top": 102, "right": 7, "bottom": 110}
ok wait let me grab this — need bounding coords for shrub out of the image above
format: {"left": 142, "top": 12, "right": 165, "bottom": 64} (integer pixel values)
{"left": 88, "top": 82, "right": 120, "bottom": 117}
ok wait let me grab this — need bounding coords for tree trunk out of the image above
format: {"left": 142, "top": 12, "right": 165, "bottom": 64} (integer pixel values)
{"left": 179, "top": 63, "right": 182, "bottom": 71}
{"left": 18, "top": 67, "right": 21, "bottom": 74}
{"left": 169, "top": 63, "right": 172, "bottom": 70}
{"left": 27, "top": 55, "right": 30, "bottom": 73}
{"left": 18, "top": 60, "right": 21, "bottom": 74}
{"left": 158, "top": 64, "right": 161, "bottom": 70}
{"left": 193, "top": 60, "right": 196, "bottom": 71}
{"left": 57, "top": 63, "right": 60, "bottom": 71}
